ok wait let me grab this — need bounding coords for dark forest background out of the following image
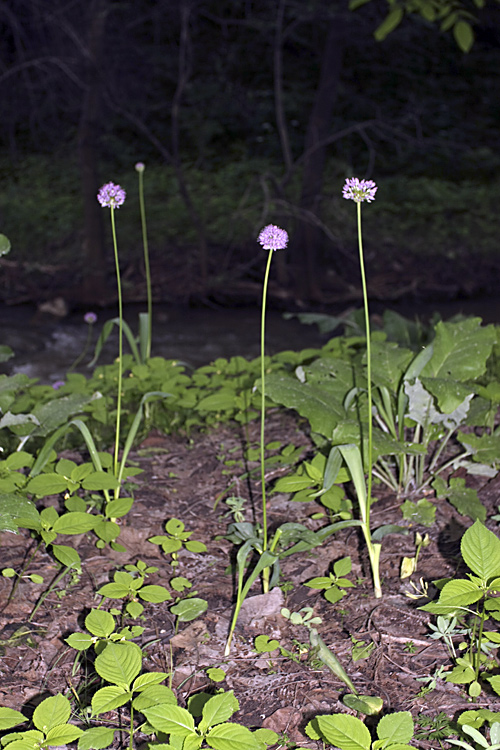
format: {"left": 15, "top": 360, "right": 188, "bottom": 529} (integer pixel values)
{"left": 1, "top": 0, "right": 500, "bottom": 307}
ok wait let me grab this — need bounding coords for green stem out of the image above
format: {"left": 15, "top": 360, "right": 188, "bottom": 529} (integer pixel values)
{"left": 138, "top": 169, "right": 152, "bottom": 359}
{"left": 7, "top": 541, "right": 43, "bottom": 606}
{"left": 260, "top": 249, "right": 274, "bottom": 561}
{"left": 357, "top": 203, "right": 374, "bottom": 546}
{"left": 28, "top": 564, "right": 72, "bottom": 622}
{"left": 110, "top": 207, "right": 123, "bottom": 489}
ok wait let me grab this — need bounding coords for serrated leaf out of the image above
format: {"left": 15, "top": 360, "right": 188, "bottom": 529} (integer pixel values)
{"left": 487, "top": 676, "right": 500, "bottom": 695}
{"left": 461, "top": 520, "right": 500, "bottom": 579}
{"left": 0, "top": 707, "right": 27, "bottom": 731}
{"left": 138, "top": 584, "right": 172, "bottom": 603}
{"left": 66, "top": 632, "right": 94, "bottom": 651}
{"left": 45, "top": 724, "right": 83, "bottom": 744}
{"left": 91, "top": 686, "right": 131, "bottom": 716}
{"left": 104, "top": 496, "right": 134, "bottom": 518}
{"left": 199, "top": 691, "right": 238, "bottom": 733}
{"left": 94, "top": 642, "right": 142, "bottom": 687}
{"left": 142, "top": 704, "right": 196, "bottom": 737}
{"left": 132, "top": 672, "right": 169, "bottom": 691}
{"left": 85, "top": 609, "right": 115, "bottom": 638}
{"left": 205, "top": 722, "right": 257, "bottom": 750}
{"left": 420, "top": 579, "right": 482, "bottom": 614}
{"left": 78, "top": 726, "right": 116, "bottom": 750}
{"left": 421, "top": 319, "right": 495, "bottom": 381}
{"left": 377, "top": 712, "right": 413, "bottom": 744}
{"left": 132, "top": 684, "right": 177, "bottom": 711}
{"left": 316, "top": 714, "right": 371, "bottom": 750}
{"left": 33, "top": 694, "right": 71, "bottom": 732}
{"left": 170, "top": 598, "right": 208, "bottom": 622}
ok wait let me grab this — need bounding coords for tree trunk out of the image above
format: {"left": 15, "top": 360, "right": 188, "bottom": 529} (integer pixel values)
{"left": 78, "top": 0, "right": 109, "bottom": 305}
{"left": 291, "top": 15, "right": 345, "bottom": 302}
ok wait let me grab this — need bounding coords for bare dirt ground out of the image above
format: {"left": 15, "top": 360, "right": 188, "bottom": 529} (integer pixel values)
{"left": 1, "top": 409, "right": 499, "bottom": 747}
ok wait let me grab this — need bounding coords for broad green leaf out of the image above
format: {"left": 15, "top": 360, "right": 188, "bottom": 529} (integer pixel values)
{"left": 342, "top": 695, "right": 383, "bottom": 716}
{"left": 91, "top": 686, "right": 131, "bottom": 716}
{"left": 0, "top": 707, "right": 27, "bottom": 730}
{"left": 104, "top": 496, "right": 134, "bottom": 518}
{"left": 53, "top": 511, "right": 96, "bottom": 534}
{"left": 132, "top": 684, "right": 177, "bottom": 711}
{"left": 31, "top": 394, "right": 95, "bottom": 437}
{"left": 78, "top": 726, "right": 116, "bottom": 750}
{"left": 52, "top": 544, "right": 81, "bottom": 569}
{"left": 264, "top": 372, "right": 345, "bottom": 437}
{"left": 420, "top": 579, "right": 482, "bottom": 614}
{"left": 26, "top": 473, "right": 69, "bottom": 496}
{"left": 94, "top": 642, "right": 142, "bottom": 687}
{"left": 316, "top": 714, "right": 371, "bottom": 750}
{"left": 444, "top": 479, "right": 486, "bottom": 522}
{"left": 420, "top": 319, "right": 495, "bottom": 381}
{"left": 132, "top": 672, "right": 169, "bottom": 691}
{"left": 461, "top": 520, "right": 500, "bottom": 579}
{"left": 457, "top": 432, "right": 500, "bottom": 466}
{"left": 272, "top": 474, "right": 316, "bottom": 493}
{"left": 400, "top": 499, "right": 435, "bottom": 526}
{"left": 33, "top": 694, "right": 71, "bottom": 732}
{"left": 138, "top": 584, "right": 172, "bottom": 603}
{"left": 195, "top": 389, "right": 238, "bottom": 411}
{"left": 421, "top": 377, "right": 474, "bottom": 415}
{"left": 82, "top": 471, "right": 120, "bottom": 491}
{"left": 454, "top": 20, "right": 474, "bottom": 52}
{"left": 0, "top": 234, "right": 11, "bottom": 255}
{"left": 487, "top": 676, "right": 500, "bottom": 695}
{"left": 377, "top": 712, "right": 413, "bottom": 744}
{"left": 96, "top": 582, "right": 129, "bottom": 599}
{"left": 205, "top": 722, "right": 258, "bottom": 750}
{"left": 85, "top": 609, "right": 115, "bottom": 638}
{"left": 370, "top": 340, "right": 413, "bottom": 391}
{"left": 199, "top": 691, "right": 238, "bottom": 733}
{"left": 66, "top": 632, "right": 94, "bottom": 651}
{"left": 0, "top": 494, "right": 40, "bottom": 533}
{"left": 45, "top": 724, "right": 83, "bottom": 744}
{"left": 170, "top": 598, "right": 208, "bottom": 622}
{"left": 254, "top": 634, "right": 280, "bottom": 652}
{"left": 142, "top": 704, "right": 196, "bottom": 737}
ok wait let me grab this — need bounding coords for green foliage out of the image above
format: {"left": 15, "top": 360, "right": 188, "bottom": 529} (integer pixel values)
{"left": 306, "top": 709, "right": 414, "bottom": 750}
{"left": 420, "top": 520, "right": 500, "bottom": 698}
{"left": 305, "top": 556, "right": 355, "bottom": 604}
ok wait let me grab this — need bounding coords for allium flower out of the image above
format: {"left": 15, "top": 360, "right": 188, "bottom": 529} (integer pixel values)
{"left": 97, "top": 182, "right": 126, "bottom": 208}
{"left": 135, "top": 162, "right": 145, "bottom": 172}
{"left": 52, "top": 380, "right": 65, "bottom": 390}
{"left": 342, "top": 178, "right": 378, "bottom": 203}
{"left": 84, "top": 312, "right": 97, "bottom": 324}
{"left": 258, "top": 224, "right": 289, "bottom": 251}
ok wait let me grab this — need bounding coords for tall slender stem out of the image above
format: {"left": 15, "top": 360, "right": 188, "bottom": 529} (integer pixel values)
{"left": 110, "top": 207, "right": 123, "bottom": 486}
{"left": 260, "top": 249, "right": 274, "bottom": 557}
{"left": 138, "top": 168, "right": 152, "bottom": 359}
{"left": 357, "top": 202, "right": 373, "bottom": 522}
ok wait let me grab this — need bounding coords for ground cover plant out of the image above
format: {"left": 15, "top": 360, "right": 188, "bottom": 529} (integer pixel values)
{"left": 1, "top": 177, "right": 500, "bottom": 750}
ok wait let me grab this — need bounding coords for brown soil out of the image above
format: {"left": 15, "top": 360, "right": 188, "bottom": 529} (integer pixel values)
{"left": 1, "top": 410, "right": 499, "bottom": 747}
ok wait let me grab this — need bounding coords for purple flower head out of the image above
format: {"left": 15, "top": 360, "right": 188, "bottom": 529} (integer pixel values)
{"left": 258, "top": 224, "right": 289, "bottom": 251}
{"left": 135, "top": 162, "right": 145, "bottom": 173}
{"left": 52, "top": 380, "right": 65, "bottom": 390}
{"left": 342, "top": 178, "right": 378, "bottom": 203}
{"left": 84, "top": 312, "right": 97, "bottom": 325}
{"left": 97, "top": 182, "right": 126, "bottom": 209}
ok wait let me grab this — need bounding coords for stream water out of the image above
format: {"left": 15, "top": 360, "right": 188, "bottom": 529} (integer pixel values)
{"left": 2, "top": 296, "right": 499, "bottom": 385}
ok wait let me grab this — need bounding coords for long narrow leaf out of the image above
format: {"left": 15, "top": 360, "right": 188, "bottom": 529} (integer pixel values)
{"left": 117, "top": 392, "right": 170, "bottom": 485}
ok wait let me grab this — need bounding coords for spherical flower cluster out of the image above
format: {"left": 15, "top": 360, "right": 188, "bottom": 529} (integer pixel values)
{"left": 135, "top": 162, "right": 145, "bottom": 173}
{"left": 52, "top": 380, "right": 65, "bottom": 390}
{"left": 84, "top": 312, "right": 97, "bottom": 325}
{"left": 97, "top": 182, "right": 126, "bottom": 208}
{"left": 258, "top": 224, "right": 289, "bottom": 251}
{"left": 342, "top": 178, "right": 378, "bottom": 203}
